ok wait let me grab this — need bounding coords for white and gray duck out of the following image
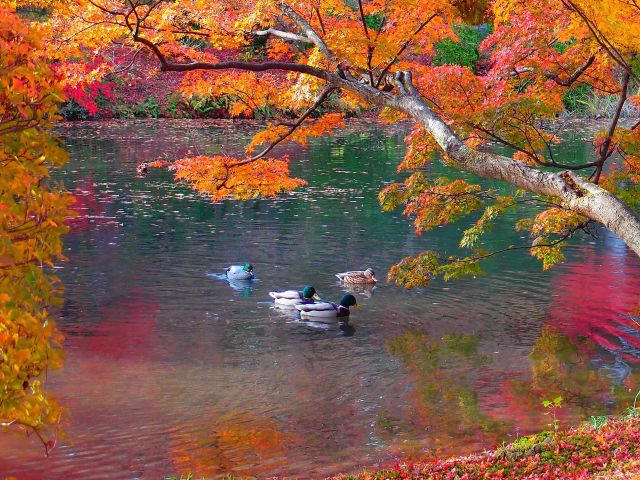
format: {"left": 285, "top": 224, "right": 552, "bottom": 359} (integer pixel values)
{"left": 295, "top": 294, "right": 358, "bottom": 318}
{"left": 269, "top": 285, "right": 320, "bottom": 307}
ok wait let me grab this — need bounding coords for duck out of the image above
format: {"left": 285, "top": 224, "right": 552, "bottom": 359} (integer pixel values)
{"left": 336, "top": 268, "right": 377, "bottom": 284}
{"left": 136, "top": 163, "right": 148, "bottom": 177}
{"left": 225, "top": 263, "right": 255, "bottom": 280}
{"left": 269, "top": 285, "right": 321, "bottom": 307}
{"left": 295, "top": 294, "right": 357, "bottom": 318}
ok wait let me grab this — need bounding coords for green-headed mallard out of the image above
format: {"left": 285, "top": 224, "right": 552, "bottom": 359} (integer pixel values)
{"left": 269, "top": 285, "right": 321, "bottom": 307}
{"left": 336, "top": 268, "right": 377, "bottom": 284}
{"left": 225, "top": 263, "right": 255, "bottom": 280}
{"left": 295, "top": 294, "right": 357, "bottom": 318}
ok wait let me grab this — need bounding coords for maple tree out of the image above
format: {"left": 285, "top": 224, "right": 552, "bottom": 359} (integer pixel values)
{"left": 13, "top": 0, "right": 640, "bottom": 284}
{"left": 0, "top": 5, "right": 73, "bottom": 453}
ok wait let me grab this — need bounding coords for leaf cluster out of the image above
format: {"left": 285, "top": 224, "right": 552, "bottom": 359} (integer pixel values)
{"left": 0, "top": 6, "right": 72, "bottom": 448}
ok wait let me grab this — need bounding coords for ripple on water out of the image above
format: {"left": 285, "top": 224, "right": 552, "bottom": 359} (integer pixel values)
{"left": 1, "top": 120, "right": 639, "bottom": 479}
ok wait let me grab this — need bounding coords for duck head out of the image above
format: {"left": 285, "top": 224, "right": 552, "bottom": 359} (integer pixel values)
{"left": 364, "top": 268, "right": 377, "bottom": 281}
{"left": 301, "top": 285, "right": 321, "bottom": 301}
{"left": 243, "top": 263, "right": 254, "bottom": 272}
{"left": 339, "top": 294, "right": 358, "bottom": 308}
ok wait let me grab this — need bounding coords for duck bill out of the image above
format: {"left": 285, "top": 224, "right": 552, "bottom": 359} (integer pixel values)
{"left": 312, "top": 294, "right": 321, "bottom": 301}
{"left": 354, "top": 304, "right": 361, "bottom": 310}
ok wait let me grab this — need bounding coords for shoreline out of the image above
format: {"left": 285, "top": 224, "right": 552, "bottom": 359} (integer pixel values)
{"left": 162, "top": 415, "right": 640, "bottom": 480}
{"left": 330, "top": 415, "right": 640, "bottom": 480}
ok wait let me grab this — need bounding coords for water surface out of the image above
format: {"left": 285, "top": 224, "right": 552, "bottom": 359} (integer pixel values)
{"left": 1, "top": 120, "right": 639, "bottom": 479}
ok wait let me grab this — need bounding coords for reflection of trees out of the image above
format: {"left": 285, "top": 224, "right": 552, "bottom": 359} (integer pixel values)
{"left": 384, "top": 331, "right": 509, "bottom": 456}
{"left": 386, "top": 325, "right": 640, "bottom": 457}
{"left": 168, "top": 412, "right": 292, "bottom": 477}
{"left": 65, "top": 179, "right": 115, "bottom": 231}
{"left": 505, "top": 326, "right": 639, "bottom": 425}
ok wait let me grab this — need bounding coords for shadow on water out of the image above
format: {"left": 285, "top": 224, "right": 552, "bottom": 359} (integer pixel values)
{"left": 1, "top": 119, "right": 639, "bottom": 479}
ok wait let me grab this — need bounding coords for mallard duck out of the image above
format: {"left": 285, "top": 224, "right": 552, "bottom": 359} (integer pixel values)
{"left": 225, "top": 263, "right": 255, "bottom": 280}
{"left": 269, "top": 285, "right": 321, "bottom": 307}
{"left": 295, "top": 294, "right": 357, "bottom": 318}
{"left": 336, "top": 268, "right": 377, "bottom": 284}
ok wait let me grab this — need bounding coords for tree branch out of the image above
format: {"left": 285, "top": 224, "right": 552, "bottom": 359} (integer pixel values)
{"left": 593, "top": 70, "right": 631, "bottom": 183}
{"left": 472, "top": 123, "right": 600, "bottom": 171}
{"left": 561, "top": 0, "right": 637, "bottom": 80}
{"left": 375, "top": 13, "right": 438, "bottom": 89}
{"left": 277, "top": 2, "right": 335, "bottom": 62}
{"left": 452, "top": 230, "right": 578, "bottom": 263}
{"left": 549, "top": 54, "right": 595, "bottom": 86}
{"left": 251, "top": 27, "right": 314, "bottom": 44}
{"left": 132, "top": 33, "right": 337, "bottom": 80}
{"left": 131, "top": 31, "right": 640, "bottom": 258}
{"left": 111, "top": 47, "right": 143, "bottom": 74}
{"left": 238, "top": 86, "right": 336, "bottom": 165}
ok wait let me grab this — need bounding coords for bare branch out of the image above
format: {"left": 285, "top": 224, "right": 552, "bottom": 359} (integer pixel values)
{"left": 133, "top": 34, "right": 337, "bottom": 80}
{"left": 239, "top": 86, "right": 336, "bottom": 165}
{"left": 472, "top": 123, "right": 600, "bottom": 171}
{"left": 375, "top": 13, "right": 438, "bottom": 88}
{"left": 277, "top": 2, "right": 335, "bottom": 62}
{"left": 111, "top": 48, "right": 143, "bottom": 74}
{"left": 593, "top": 70, "right": 631, "bottom": 183}
{"left": 549, "top": 55, "right": 595, "bottom": 86}
{"left": 452, "top": 221, "right": 590, "bottom": 264}
{"left": 314, "top": 7, "right": 326, "bottom": 35}
{"left": 251, "top": 27, "right": 314, "bottom": 44}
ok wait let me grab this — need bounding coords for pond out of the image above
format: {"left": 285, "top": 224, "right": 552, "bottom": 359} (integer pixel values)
{"left": 1, "top": 119, "right": 639, "bottom": 479}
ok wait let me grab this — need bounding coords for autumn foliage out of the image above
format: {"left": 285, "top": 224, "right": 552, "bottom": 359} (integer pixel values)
{"left": 9, "top": 0, "right": 640, "bottom": 285}
{"left": 168, "top": 155, "right": 306, "bottom": 201}
{"left": 0, "top": 5, "right": 73, "bottom": 451}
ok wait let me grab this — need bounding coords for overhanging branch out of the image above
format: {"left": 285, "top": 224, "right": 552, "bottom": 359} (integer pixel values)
{"left": 131, "top": 24, "right": 640, "bottom": 258}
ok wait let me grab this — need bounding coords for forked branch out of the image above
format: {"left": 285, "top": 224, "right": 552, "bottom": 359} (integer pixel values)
{"left": 239, "top": 86, "right": 336, "bottom": 165}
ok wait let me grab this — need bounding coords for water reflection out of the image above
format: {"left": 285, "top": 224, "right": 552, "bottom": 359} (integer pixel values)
{"left": 547, "top": 238, "right": 640, "bottom": 373}
{"left": 207, "top": 272, "right": 258, "bottom": 297}
{"left": 168, "top": 412, "right": 291, "bottom": 477}
{"left": 224, "top": 279, "right": 256, "bottom": 297}
{"left": 1, "top": 120, "right": 639, "bottom": 479}
{"left": 489, "top": 324, "right": 640, "bottom": 433}
{"left": 385, "top": 331, "right": 510, "bottom": 458}
{"left": 340, "top": 282, "right": 378, "bottom": 298}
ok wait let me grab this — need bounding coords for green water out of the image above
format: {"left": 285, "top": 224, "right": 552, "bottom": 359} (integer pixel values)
{"left": 0, "top": 119, "right": 639, "bottom": 479}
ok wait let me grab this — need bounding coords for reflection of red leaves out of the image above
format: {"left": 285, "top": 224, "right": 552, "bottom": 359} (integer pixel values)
{"left": 549, "top": 250, "right": 640, "bottom": 362}
{"left": 65, "top": 180, "right": 114, "bottom": 230}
